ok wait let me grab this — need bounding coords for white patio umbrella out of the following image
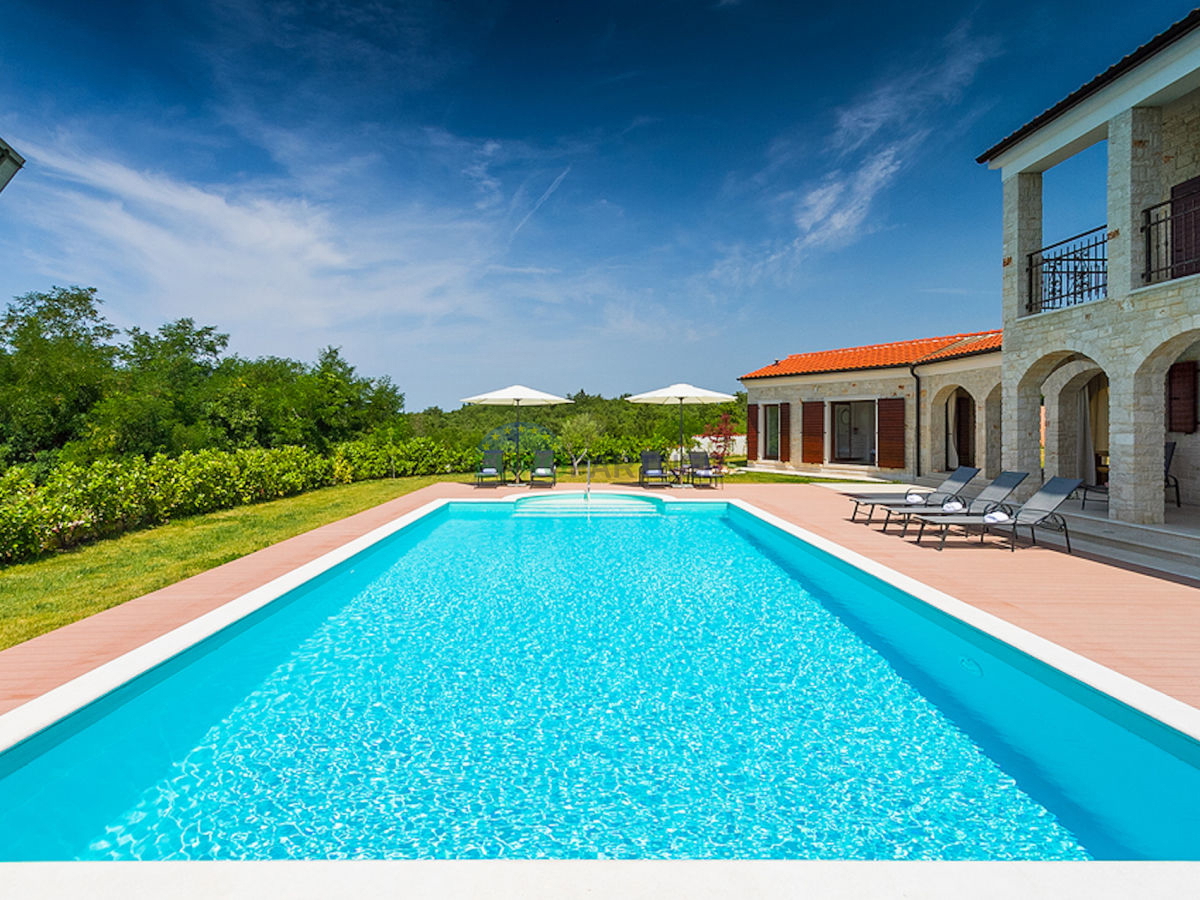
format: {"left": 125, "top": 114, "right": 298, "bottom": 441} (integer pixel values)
{"left": 626, "top": 382, "right": 736, "bottom": 480}
{"left": 460, "top": 384, "right": 572, "bottom": 482}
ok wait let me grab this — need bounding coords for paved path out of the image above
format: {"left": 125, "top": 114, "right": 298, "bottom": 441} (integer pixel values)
{"left": 1, "top": 481, "right": 1197, "bottom": 716}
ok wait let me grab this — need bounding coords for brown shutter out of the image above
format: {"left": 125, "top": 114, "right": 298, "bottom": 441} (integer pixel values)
{"left": 877, "top": 398, "right": 906, "bottom": 469}
{"left": 779, "top": 402, "right": 791, "bottom": 462}
{"left": 801, "top": 401, "right": 824, "bottom": 464}
{"left": 1168, "top": 361, "right": 1197, "bottom": 434}
{"left": 1171, "top": 176, "right": 1200, "bottom": 278}
{"left": 746, "top": 403, "right": 759, "bottom": 459}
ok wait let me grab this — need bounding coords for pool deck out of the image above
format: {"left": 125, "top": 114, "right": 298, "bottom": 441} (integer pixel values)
{"left": 2, "top": 480, "right": 1197, "bottom": 717}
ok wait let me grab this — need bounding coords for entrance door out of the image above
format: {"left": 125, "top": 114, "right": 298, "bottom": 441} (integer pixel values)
{"left": 954, "top": 394, "right": 975, "bottom": 467}
{"left": 831, "top": 401, "right": 876, "bottom": 464}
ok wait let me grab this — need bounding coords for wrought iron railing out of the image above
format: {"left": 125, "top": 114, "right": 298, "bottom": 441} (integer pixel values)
{"left": 1025, "top": 225, "right": 1107, "bottom": 315}
{"left": 1143, "top": 188, "right": 1200, "bottom": 284}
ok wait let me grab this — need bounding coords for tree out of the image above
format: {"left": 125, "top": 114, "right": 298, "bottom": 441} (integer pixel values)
{"left": 67, "top": 318, "right": 230, "bottom": 459}
{"left": 0, "top": 286, "right": 118, "bottom": 463}
{"left": 558, "top": 413, "right": 602, "bottom": 475}
{"left": 701, "top": 412, "right": 737, "bottom": 470}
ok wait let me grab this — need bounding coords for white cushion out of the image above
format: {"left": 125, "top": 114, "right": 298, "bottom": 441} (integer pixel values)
{"left": 983, "top": 510, "right": 1010, "bottom": 523}
{"left": 905, "top": 491, "right": 926, "bottom": 504}
{"left": 941, "top": 500, "right": 964, "bottom": 512}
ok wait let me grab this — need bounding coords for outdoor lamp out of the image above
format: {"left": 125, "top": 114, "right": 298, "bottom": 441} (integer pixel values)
{"left": 0, "top": 136, "right": 25, "bottom": 194}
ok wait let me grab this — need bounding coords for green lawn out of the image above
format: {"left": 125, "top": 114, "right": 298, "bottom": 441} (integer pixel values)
{"left": 0, "top": 466, "right": 840, "bottom": 652}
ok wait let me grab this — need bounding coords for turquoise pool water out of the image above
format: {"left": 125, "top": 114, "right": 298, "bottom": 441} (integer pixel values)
{"left": 0, "top": 495, "right": 1197, "bottom": 860}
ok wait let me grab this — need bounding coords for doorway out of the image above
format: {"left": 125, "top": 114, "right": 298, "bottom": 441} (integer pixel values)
{"left": 831, "top": 401, "right": 876, "bottom": 464}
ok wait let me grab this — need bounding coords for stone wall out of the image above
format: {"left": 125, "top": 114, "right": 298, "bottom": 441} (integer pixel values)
{"left": 744, "top": 354, "right": 1001, "bottom": 479}
{"left": 1162, "top": 87, "right": 1200, "bottom": 189}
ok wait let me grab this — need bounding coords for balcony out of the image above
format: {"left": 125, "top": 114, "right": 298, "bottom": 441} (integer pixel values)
{"left": 1026, "top": 225, "right": 1108, "bottom": 315}
{"left": 1143, "top": 184, "right": 1200, "bottom": 285}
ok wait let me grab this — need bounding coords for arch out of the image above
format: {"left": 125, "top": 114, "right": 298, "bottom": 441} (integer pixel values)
{"left": 1041, "top": 359, "right": 1108, "bottom": 483}
{"left": 1005, "top": 349, "right": 1105, "bottom": 491}
{"left": 928, "top": 383, "right": 978, "bottom": 472}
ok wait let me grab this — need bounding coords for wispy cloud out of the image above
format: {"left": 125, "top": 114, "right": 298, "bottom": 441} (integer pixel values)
{"left": 711, "top": 19, "right": 999, "bottom": 288}
{"left": 511, "top": 166, "right": 571, "bottom": 239}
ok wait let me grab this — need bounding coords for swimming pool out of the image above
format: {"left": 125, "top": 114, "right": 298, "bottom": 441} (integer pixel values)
{"left": 0, "top": 493, "right": 1197, "bottom": 860}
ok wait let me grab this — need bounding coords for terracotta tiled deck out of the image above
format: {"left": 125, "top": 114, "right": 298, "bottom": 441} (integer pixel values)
{"left": 1, "top": 481, "right": 1198, "bottom": 718}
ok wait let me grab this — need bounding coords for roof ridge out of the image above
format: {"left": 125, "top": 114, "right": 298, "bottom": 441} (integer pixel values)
{"left": 978, "top": 8, "right": 1200, "bottom": 164}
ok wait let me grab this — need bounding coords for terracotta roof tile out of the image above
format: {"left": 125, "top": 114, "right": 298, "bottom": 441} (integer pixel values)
{"left": 741, "top": 330, "right": 1002, "bottom": 380}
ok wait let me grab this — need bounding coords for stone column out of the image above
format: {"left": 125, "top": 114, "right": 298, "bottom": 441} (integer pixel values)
{"left": 1108, "top": 368, "right": 1165, "bottom": 524}
{"left": 1107, "top": 107, "right": 1163, "bottom": 299}
{"left": 1002, "top": 171, "right": 1042, "bottom": 323}
{"left": 1002, "top": 358, "right": 1044, "bottom": 496}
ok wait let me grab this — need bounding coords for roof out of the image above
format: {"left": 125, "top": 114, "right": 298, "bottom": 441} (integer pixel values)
{"left": 976, "top": 8, "right": 1200, "bottom": 164}
{"left": 741, "top": 330, "right": 1003, "bottom": 380}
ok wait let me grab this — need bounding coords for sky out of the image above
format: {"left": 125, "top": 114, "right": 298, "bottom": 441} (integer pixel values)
{"left": 0, "top": 0, "right": 1194, "bottom": 410}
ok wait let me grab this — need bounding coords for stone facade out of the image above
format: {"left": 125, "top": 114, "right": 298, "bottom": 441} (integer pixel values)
{"left": 995, "top": 74, "right": 1200, "bottom": 523}
{"left": 744, "top": 353, "right": 1002, "bottom": 480}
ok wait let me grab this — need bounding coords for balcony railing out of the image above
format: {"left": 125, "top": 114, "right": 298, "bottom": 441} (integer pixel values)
{"left": 1026, "top": 225, "right": 1108, "bottom": 315}
{"left": 1143, "top": 187, "right": 1200, "bottom": 285}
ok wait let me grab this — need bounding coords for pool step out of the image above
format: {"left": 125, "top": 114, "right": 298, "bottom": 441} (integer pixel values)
{"left": 512, "top": 496, "right": 662, "bottom": 517}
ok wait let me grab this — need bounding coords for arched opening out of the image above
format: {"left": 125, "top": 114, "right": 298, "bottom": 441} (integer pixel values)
{"left": 1133, "top": 328, "right": 1200, "bottom": 514}
{"left": 930, "top": 385, "right": 978, "bottom": 472}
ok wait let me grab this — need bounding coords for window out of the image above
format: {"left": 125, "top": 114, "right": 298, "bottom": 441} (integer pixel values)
{"left": 763, "top": 404, "right": 780, "bottom": 460}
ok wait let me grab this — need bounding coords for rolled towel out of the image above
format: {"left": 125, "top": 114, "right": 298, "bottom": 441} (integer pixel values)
{"left": 982, "top": 510, "right": 1010, "bottom": 523}
{"left": 905, "top": 491, "right": 926, "bottom": 504}
{"left": 941, "top": 500, "right": 964, "bottom": 512}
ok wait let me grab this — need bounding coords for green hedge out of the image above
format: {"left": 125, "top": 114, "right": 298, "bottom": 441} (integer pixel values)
{"left": 0, "top": 439, "right": 475, "bottom": 566}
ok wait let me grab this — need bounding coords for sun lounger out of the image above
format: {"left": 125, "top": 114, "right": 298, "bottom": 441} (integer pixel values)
{"left": 529, "top": 449, "right": 557, "bottom": 487}
{"left": 847, "top": 466, "right": 979, "bottom": 523}
{"left": 914, "top": 476, "right": 1084, "bottom": 552}
{"left": 880, "top": 471, "right": 1028, "bottom": 534}
{"left": 475, "top": 449, "right": 505, "bottom": 485}
{"left": 687, "top": 451, "right": 722, "bottom": 488}
{"left": 639, "top": 451, "right": 671, "bottom": 487}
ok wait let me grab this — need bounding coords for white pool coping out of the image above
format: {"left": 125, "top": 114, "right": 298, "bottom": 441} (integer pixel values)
{"left": 1, "top": 489, "right": 1198, "bottom": 894}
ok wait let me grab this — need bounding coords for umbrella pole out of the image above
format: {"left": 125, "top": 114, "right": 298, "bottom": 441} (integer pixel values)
{"left": 678, "top": 399, "right": 684, "bottom": 484}
{"left": 515, "top": 403, "right": 522, "bottom": 484}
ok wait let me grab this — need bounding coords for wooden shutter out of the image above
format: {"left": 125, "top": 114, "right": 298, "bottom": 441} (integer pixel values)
{"left": 1171, "top": 176, "right": 1200, "bottom": 279}
{"left": 1168, "top": 361, "right": 1197, "bottom": 434}
{"left": 877, "top": 398, "right": 906, "bottom": 469}
{"left": 746, "top": 404, "right": 759, "bottom": 459}
{"left": 801, "top": 401, "right": 824, "bottom": 464}
{"left": 779, "top": 402, "right": 791, "bottom": 462}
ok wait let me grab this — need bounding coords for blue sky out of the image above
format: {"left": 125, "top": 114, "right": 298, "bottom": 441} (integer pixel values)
{"left": 0, "top": 0, "right": 1192, "bottom": 409}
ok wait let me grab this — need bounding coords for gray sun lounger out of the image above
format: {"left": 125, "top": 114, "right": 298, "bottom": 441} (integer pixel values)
{"left": 913, "top": 476, "right": 1084, "bottom": 552}
{"left": 529, "top": 449, "right": 557, "bottom": 486}
{"left": 880, "top": 471, "right": 1028, "bottom": 534}
{"left": 847, "top": 466, "right": 980, "bottom": 523}
{"left": 475, "top": 449, "right": 505, "bottom": 485}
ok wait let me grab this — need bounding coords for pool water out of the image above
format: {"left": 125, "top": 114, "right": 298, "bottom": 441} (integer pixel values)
{"left": 0, "top": 497, "right": 1197, "bottom": 860}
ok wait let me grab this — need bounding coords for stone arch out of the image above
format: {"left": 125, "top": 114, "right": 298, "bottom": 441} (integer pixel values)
{"left": 1005, "top": 350, "right": 1096, "bottom": 489}
{"left": 1119, "top": 327, "right": 1200, "bottom": 518}
{"left": 928, "top": 383, "right": 978, "bottom": 473}
{"left": 1041, "top": 358, "right": 1108, "bottom": 483}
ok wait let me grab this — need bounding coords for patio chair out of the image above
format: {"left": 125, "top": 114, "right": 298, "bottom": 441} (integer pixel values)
{"left": 880, "top": 471, "right": 1028, "bottom": 534}
{"left": 639, "top": 451, "right": 671, "bottom": 487}
{"left": 529, "top": 449, "right": 557, "bottom": 487}
{"left": 914, "top": 476, "right": 1084, "bottom": 552}
{"left": 475, "top": 449, "right": 505, "bottom": 485}
{"left": 687, "top": 451, "right": 723, "bottom": 488}
{"left": 1080, "top": 442, "right": 1181, "bottom": 509}
{"left": 847, "top": 466, "right": 980, "bottom": 523}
